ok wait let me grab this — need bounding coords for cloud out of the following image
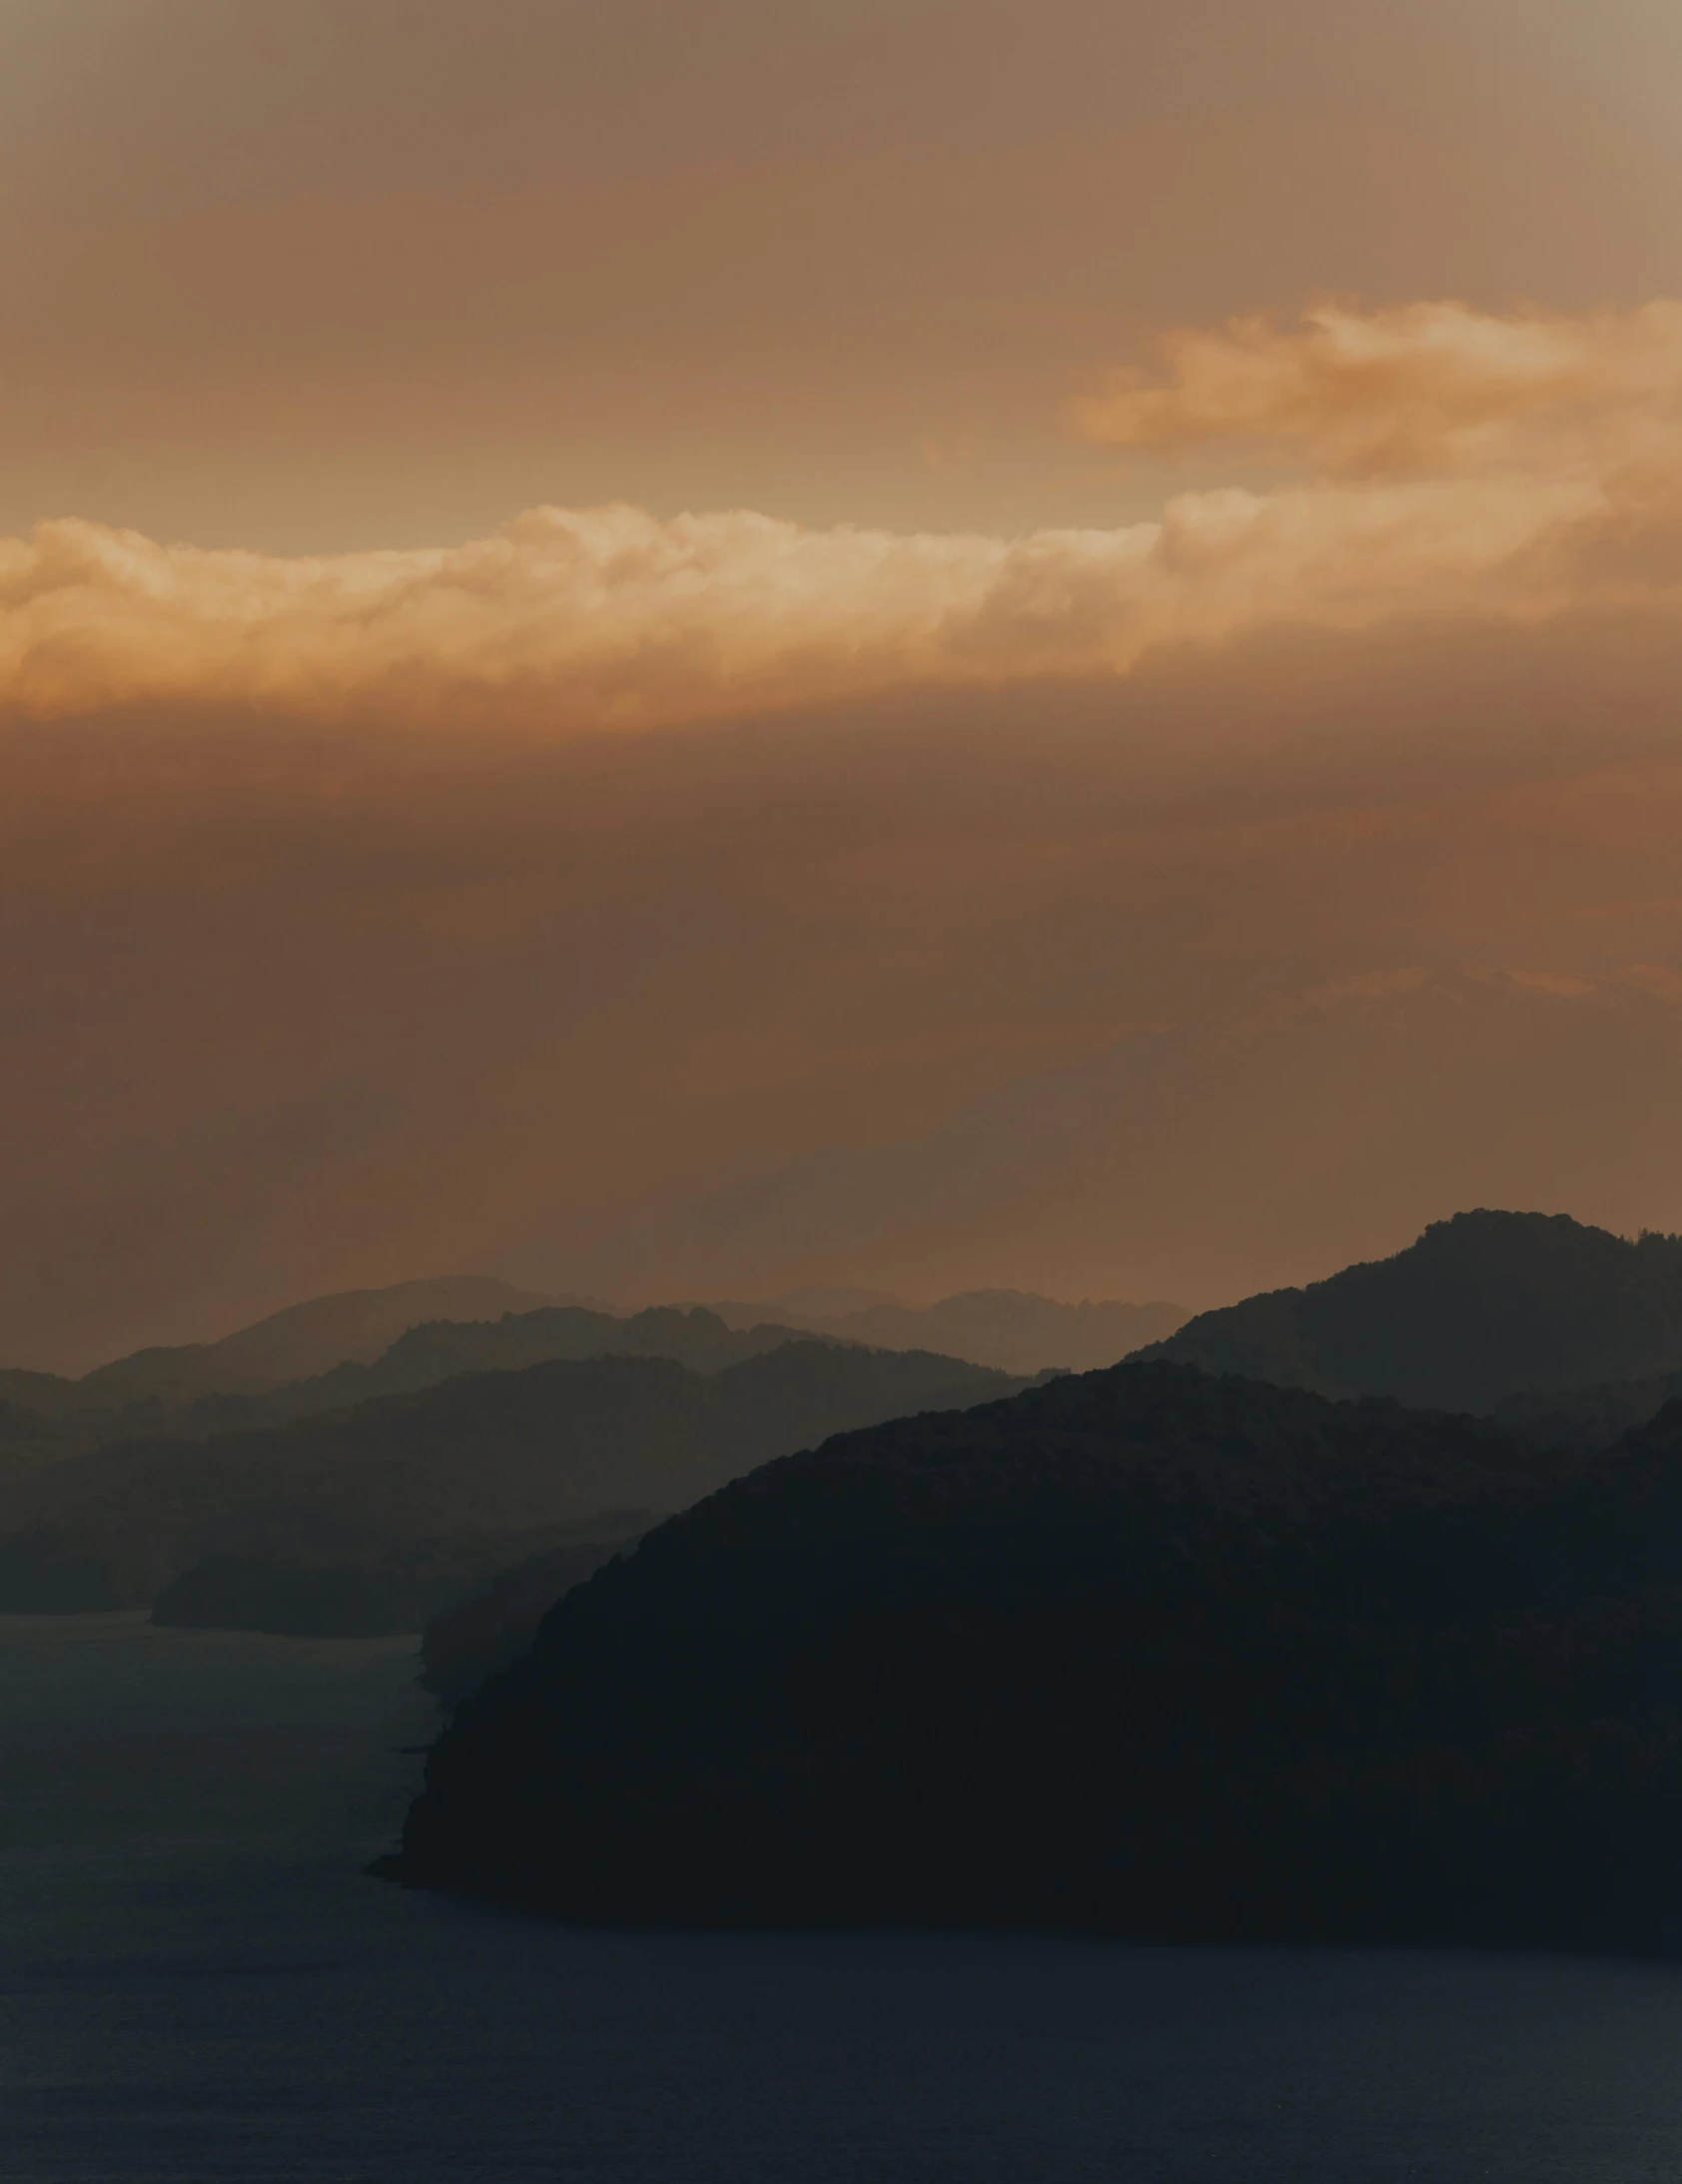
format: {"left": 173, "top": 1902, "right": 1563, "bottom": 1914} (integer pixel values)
{"left": 5, "top": 303, "right": 1682, "bottom": 735}
{"left": 1073, "top": 299, "right": 1682, "bottom": 475}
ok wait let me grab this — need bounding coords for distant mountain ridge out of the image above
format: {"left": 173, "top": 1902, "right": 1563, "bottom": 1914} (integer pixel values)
{"left": 707, "top": 1289, "right": 1189, "bottom": 1374}
{"left": 0, "top": 1299, "right": 832, "bottom": 1459}
{"left": 0, "top": 1341, "right": 1032, "bottom": 1615}
{"left": 0, "top": 1275, "right": 557, "bottom": 1421}
{"left": 1138, "top": 1210, "right": 1682, "bottom": 1413}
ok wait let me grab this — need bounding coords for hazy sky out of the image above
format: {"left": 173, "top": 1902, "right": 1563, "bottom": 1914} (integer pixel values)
{"left": 7, "top": 0, "right": 1682, "bottom": 1366}
{"left": 8, "top": 0, "right": 1682, "bottom": 546}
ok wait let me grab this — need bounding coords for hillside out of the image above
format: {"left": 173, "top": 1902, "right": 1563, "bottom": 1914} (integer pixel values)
{"left": 1496, "top": 1369, "right": 1682, "bottom": 1453}
{"left": 418, "top": 1527, "right": 653, "bottom": 1698}
{"left": 1138, "top": 1210, "right": 1682, "bottom": 1412}
{"left": 388, "top": 1360, "right": 1682, "bottom": 1948}
{"left": 0, "top": 1342, "right": 1027, "bottom": 1613}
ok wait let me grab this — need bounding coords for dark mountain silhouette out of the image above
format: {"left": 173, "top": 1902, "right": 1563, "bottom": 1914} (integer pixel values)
{"left": 388, "top": 1359, "right": 1682, "bottom": 1949}
{"left": 1496, "top": 1369, "right": 1682, "bottom": 1454}
{"left": 1137, "top": 1210, "right": 1682, "bottom": 1412}
{"left": 0, "top": 1397, "right": 68, "bottom": 1486}
{"left": 710, "top": 1290, "right": 1189, "bottom": 1374}
{"left": 419, "top": 1525, "right": 654, "bottom": 1699}
{"left": 0, "top": 1342, "right": 1028, "bottom": 1615}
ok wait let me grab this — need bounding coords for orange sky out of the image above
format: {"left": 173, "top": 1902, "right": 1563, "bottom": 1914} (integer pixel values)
{"left": 7, "top": 0, "right": 1682, "bottom": 548}
{"left": 6, "top": 2, "right": 1682, "bottom": 1367}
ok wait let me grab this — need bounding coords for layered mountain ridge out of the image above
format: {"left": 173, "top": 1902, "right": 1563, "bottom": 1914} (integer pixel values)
{"left": 0, "top": 1341, "right": 1030, "bottom": 1617}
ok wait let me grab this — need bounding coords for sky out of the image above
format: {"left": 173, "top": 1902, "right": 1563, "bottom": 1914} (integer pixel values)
{"left": 7, "top": 0, "right": 1682, "bottom": 1368}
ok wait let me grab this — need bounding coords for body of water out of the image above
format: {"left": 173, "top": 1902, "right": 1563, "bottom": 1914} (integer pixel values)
{"left": 5, "top": 1612, "right": 1682, "bottom": 2181}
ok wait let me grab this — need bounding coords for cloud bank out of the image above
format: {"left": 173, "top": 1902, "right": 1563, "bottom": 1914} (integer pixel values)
{"left": 7, "top": 302, "right": 1682, "bottom": 734}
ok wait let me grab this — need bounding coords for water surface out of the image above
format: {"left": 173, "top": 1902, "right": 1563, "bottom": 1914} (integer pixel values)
{"left": 5, "top": 1612, "right": 1682, "bottom": 2182}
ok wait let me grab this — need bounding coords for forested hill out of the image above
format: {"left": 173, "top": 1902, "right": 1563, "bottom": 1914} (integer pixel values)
{"left": 1134, "top": 1210, "right": 1682, "bottom": 1412}
{"left": 389, "top": 1358, "right": 1682, "bottom": 1948}
{"left": 0, "top": 1341, "right": 1028, "bottom": 1611}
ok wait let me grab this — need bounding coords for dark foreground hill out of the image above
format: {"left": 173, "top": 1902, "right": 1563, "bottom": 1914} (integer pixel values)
{"left": 1497, "top": 1368, "right": 1682, "bottom": 1454}
{"left": 1139, "top": 1210, "right": 1682, "bottom": 1411}
{"left": 389, "top": 1359, "right": 1682, "bottom": 1949}
{"left": 0, "top": 1342, "right": 1026, "bottom": 1614}
{"left": 418, "top": 1528, "right": 654, "bottom": 1698}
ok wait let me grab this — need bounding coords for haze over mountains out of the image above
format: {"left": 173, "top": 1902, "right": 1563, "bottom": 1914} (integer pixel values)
{"left": 709, "top": 1292, "right": 1189, "bottom": 1376}
{"left": 0, "top": 1341, "right": 1032, "bottom": 1621}
{"left": 0, "top": 1276, "right": 554, "bottom": 1422}
{"left": 529, "top": 973, "right": 1682, "bottom": 1315}
{"left": 0, "top": 1267, "right": 1180, "bottom": 1632}
{"left": 0, "top": 1283, "right": 1175, "bottom": 1459}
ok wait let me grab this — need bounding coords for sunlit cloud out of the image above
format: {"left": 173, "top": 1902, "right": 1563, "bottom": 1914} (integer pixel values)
{"left": 5, "top": 303, "right": 1682, "bottom": 736}
{"left": 1073, "top": 300, "right": 1682, "bottom": 475}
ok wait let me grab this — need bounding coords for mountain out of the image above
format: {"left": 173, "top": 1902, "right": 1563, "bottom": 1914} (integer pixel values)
{"left": 1140, "top": 1210, "right": 1682, "bottom": 1412}
{"left": 0, "top": 1275, "right": 556, "bottom": 1423}
{"left": 0, "top": 1341, "right": 1029, "bottom": 1614}
{"left": 1496, "top": 1369, "right": 1682, "bottom": 1454}
{"left": 418, "top": 1526, "right": 653, "bottom": 1699}
{"left": 0, "top": 1302, "right": 825, "bottom": 1461}
{"left": 387, "top": 1360, "right": 1682, "bottom": 1949}
{"left": 0, "top": 1397, "right": 69, "bottom": 1487}
{"left": 806, "top": 1291, "right": 1188, "bottom": 1374}
{"left": 291, "top": 1304, "right": 821, "bottom": 1406}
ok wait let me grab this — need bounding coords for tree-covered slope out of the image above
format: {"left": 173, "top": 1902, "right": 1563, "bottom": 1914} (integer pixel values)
{"left": 389, "top": 1359, "right": 1682, "bottom": 1949}
{"left": 1137, "top": 1210, "right": 1682, "bottom": 1411}
{"left": 418, "top": 1527, "right": 653, "bottom": 1698}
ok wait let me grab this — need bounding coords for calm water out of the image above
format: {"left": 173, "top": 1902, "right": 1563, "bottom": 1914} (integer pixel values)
{"left": 6, "top": 1616, "right": 1682, "bottom": 2181}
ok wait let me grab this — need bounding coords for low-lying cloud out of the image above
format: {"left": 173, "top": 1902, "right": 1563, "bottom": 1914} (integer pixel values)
{"left": 7, "top": 302, "right": 1682, "bottom": 735}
